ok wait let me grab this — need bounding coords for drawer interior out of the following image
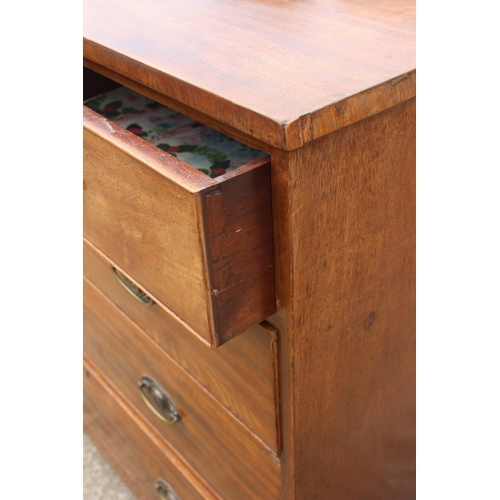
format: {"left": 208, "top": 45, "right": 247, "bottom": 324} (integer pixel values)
{"left": 84, "top": 67, "right": 267, "bottom": 178}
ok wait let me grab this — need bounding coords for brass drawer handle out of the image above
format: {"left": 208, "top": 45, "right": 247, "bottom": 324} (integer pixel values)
{"left": 111, "top": 266, "right": 154, "bottom": 306}
{"left": 155, "top": 479, "right": 180, "bottom": 500}
{"left": 138, "top": 375, "right": 180, "bottom": 424}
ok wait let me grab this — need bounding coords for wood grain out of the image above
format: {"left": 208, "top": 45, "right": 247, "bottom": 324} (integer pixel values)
{"left": 83, "top": 237, "right": 280, "bottom": 453}
{"left": 83, "top": 104, "right": 275, "bottom": 347}
{"left": 84, "top": 279, "right": 281, "bottom": 500}
{"left": 84, "top": 0, "right": 415, "bottom": 150}
{"left": 269, "top": 99, "right": 416, "bottom": 499}
{"left": 202, "top": 161, "right": 275, "bottom": 343}
{"left": 84, "top": 357, "right": 220, "bottom": 500}
{"left": 83, "top": 2, "right": 416, "bottom": 495}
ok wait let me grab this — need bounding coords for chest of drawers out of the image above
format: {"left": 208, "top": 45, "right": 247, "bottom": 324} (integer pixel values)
{"left": 83, "top": 1, "right": 416, "bottom": 498}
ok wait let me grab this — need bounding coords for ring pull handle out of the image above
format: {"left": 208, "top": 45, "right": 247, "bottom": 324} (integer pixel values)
{"left": 138, "top": 375, "right": 180, "bottom": 425}
{"left": 155, "top": 479, "right": 180, "bottom": 500}
{"left": 111, "top": 266, "right": 154, "bottom": 306}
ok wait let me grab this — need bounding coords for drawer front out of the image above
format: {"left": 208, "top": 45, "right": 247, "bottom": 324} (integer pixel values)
{"left": 83, "top": 105, "right": 275, "bottom": 347}
{"left": 83, "top": 279, "right": 281, "bottom": 500}
{"left": 84, "top": 238, "right": 280, "bottom": 454}
{"left": 84, "top": 358, "right": 217, "bottom": 500}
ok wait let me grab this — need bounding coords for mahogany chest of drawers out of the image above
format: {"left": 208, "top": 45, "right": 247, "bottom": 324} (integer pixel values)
{"left": 83, "top": 1, "right": 416, "bottom": 498}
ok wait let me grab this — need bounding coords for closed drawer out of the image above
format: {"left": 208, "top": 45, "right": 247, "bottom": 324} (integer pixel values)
{"left": 84, "top": 358, "right": 218, "bottom": 500}
{"left": 84, "top": 238, "right": 280, "bottom": 454}
{"left": 83, "top": 75, "right": 275, "bottom": 348}
{"left": 83, "top": 278, "right": 281, "bottom": 500}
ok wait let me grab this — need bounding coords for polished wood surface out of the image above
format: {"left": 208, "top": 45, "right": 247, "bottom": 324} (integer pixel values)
{"left": 269, "top": 99, "right": 416, "bottom": 499}
{"left": 83, "top": 2, "right": 416, "bottom": 497}
{"left": 83, "top": 238, "right": 280, "bottom": 453}
{"left": 84, "top": 358, "right": 219, "bottom": 500}
{"left": 83, "top": 104, "right": 275, "bottom": 347}
{"left": 84, "top": 279, "right": 281, "bottom": 500}
{"left": 84, "top": 0, "right": 415, "bottom": 150}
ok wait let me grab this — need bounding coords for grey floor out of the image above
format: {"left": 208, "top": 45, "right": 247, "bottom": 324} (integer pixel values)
{"left": 83, "top": 434, "right": 137, "bottom": 500}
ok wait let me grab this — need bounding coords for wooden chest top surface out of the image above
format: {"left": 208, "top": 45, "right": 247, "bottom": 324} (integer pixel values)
{"left": 84, "top": 0, "right": 415, "bottom": 150}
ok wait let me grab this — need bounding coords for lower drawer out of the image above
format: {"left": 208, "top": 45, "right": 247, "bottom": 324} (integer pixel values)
{"left": 84, "top": 238, "right": 280, "bottom": 454}
{"left": 83, "top": 278, "right": 281, "bottom": 500}
{"left": 84, "top": 357, "right": 216, "bottom": 500}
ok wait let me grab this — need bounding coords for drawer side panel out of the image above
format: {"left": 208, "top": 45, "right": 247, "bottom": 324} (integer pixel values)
{"left": 203, "top": 160, "right": 276, "bottom": 344}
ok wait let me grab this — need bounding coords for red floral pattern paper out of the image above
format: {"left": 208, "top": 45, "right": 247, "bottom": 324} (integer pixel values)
{"left": 85, "top": 86, "right": 267, "bottom": 178}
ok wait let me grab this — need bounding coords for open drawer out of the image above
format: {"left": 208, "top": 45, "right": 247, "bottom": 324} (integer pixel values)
{"left": 83, "top": 71, "right": 275, "bottom": 347}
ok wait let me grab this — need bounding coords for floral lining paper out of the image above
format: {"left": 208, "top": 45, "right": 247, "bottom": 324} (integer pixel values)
{"left": 85, "top": 87, "right": 267, "bottom": 178}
